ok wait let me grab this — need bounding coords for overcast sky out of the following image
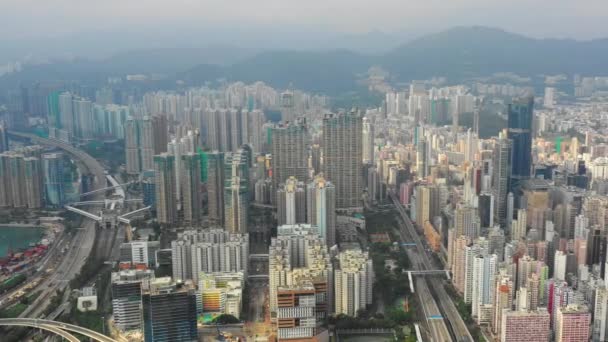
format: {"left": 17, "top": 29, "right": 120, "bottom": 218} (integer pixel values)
{"left": 2, "top": 0, "right": 608, "bottom": 40}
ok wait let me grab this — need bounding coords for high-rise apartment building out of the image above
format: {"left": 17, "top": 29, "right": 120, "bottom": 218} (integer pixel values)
{"left": 0, "top": 122, "right": 8, "bottom": 153}
{"left": 125, "top": 116, "right": 168, "bottom": 175}
{"left": 276, "top": 283, "right": 317, "bottom": 341}
{"left": 24, "top": 157, "right": 42, "bottom": 208}
{"left": 322, "top": 111, "right": 363, "bottom": 210}
{"left": 171, "top": 229, "right": 249, "bottom": 282}
{"left": 555, "top": 304, "right": 591, "bottom": 342}
{"left": 334, "top": 249, "right": 374, "bottom": 317}
{"left": 362, "top": 117, "right": 374, "bottom": 164}
{"left": 455, "top": 205, "right": 481, "bottom": 240}
{"left": 271, "top": 119, "right": 310, "bottom": 199}
{"left": 501, "top": 309, "right": 550, "bottom": 342}
{"left": 414, "top": 184, "right": 440, "bottom": 231}
{"left": 277, "top": 177, "right": 306, "bottom": 226}
{"left": 471, "top": 254, "right": 497, "bottom": 323}
{"left": 154, "top": 153, "right": 177, "bottom": 225}
{"left": 307, "top": 175, "right": 336, "bottom": 247}
{"left": 42, "top": 152, "right": 65, "bottom": 207}
{"left": 269, "top": 224, "right": 333, "bottom": 319}
{"left": 206, "top": 152, "right": 225, "bottom": 226}
{"left": 181, "top": 153, "right": 202, "bottom": 225}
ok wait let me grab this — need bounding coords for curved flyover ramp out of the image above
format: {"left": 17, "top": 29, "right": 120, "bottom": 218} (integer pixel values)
{"left": 0, "top": 318, "right": 117, "bottom": 342}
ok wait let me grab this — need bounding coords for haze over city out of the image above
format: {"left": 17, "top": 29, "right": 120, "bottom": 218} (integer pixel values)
{"left": 1, "top": 1, "right": 608, "bottom": 342}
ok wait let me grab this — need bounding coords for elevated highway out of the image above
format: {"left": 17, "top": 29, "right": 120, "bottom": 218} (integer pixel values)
{"left": 0, "top": 318, "right": 117, "bottom": 342}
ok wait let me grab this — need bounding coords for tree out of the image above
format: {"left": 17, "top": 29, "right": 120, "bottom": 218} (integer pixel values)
{"left": 213, "top": 314, "right": 240, "bottom": 324}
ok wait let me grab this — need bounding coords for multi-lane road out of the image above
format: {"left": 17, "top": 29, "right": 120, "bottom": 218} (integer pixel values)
{"left": 8, "top": 132, "right": 108, "bottom": 319}
{"left": 389, "top": 192, "right": 473, "bottom": 342}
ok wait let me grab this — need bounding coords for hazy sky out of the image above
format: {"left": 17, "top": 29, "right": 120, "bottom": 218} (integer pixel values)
{"left": 2, "top": 0, "right": 608, "bottom": 40}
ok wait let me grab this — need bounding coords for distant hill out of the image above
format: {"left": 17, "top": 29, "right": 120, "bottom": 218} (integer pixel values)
{"left": 4, "top": 26, "right": 608, "bottom": 94}
{"left": 381, "top": 26, "right": 608, "bottom": 80}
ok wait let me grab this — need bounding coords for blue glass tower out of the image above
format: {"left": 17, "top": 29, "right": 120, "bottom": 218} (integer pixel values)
{"left": 507, "top": 96, "right": 534, "bottom": 192}
{"left": 42, "top": 153, "right": 65, "bottom": 207}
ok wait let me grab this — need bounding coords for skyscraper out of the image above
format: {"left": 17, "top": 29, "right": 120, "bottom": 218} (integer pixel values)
{"left": 24, "top": 157, "right": 42, "bottom": 208}
{"left": 414, "top": 184, "right": 440, "bottom": 231}
{"left": 125, "top": 116, "right": 168, "bottom": 174}
{"left": 271, "top": 119, "right": 310, "bottom": 199}
{"left": 269, "top": 224, "right": 333, "bottom": 318}
{"left": 225, "top": 176, "right": 248, "bottom": 234}
{"left": 0, "top": 122, "right": 8, "bottom": 153}
{"left": 322, "top": 111, "right": 363, "bottom": 209}
{"left": 334, "top": 249, "right": 374, "bottom": 316}
{"left": 224, "top": 150, "right": 249, "bottom": 234}
{"left": 42, "top": 153, "right": 65, "bottom": 207}
{"left": 154, "top": 154, "right": 177, "bottom": 225}
{"left": 508, "top": 96, "right": 534, "bottom": 192}
{"left": 307, "top": 175, "right": 336, "bottom": 247}
{"left": 181, "top": 153, "right": 202, "bottom": 225}
{"left": 142, "top": 279, "right": 198, "bottom": 342}
{"left": 277, "top": 177, "right": 306, "bottom": 226}
{"left": 207, "top": 152, "right": 225, "bottom": 226}
{"left": 362, "top": 117, "right": 374, "bottom": 164}
{"left": 492, "top": 132, "right": 512, "bottom": 229}
{"left": 111, "top": 269, "right": 155, "bottom": 332}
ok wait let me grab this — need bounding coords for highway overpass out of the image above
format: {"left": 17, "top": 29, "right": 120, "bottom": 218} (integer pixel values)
{"left": 0, "top": 318, "right": 117, "bottom": 342}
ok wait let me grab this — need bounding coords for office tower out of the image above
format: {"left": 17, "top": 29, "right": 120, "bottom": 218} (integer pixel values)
{"left": 555, "top": 304, "right": 590, "bottom": 342}
{"left": 111, "top": 269, "right": 155, "bottom": 332}
{"left": 307, "top": 175, "right": 337, "bottom": 247}
{"left": 24, "top": 157, "right": 42, "bottom": 208}
{"left": 471, "top": 254, "right": 497, "bottom": 323}
{"left": 492, "top": 133, "right": 512, "bottom": 229}
{"left": 207, "top": 152, "right": 225, "bottom": 226}
{"left": 199, "top": 272, "right": 244, "bottom": 318}
{"left": 42, "top": 153, "right": 65, "bottom": 207}
{"left": 269, "top": 224, "right": 333, "bottom": 318}
{"left": 415, "top": 126, "right": 429, "bottom": 179}
{"left": 172, "top": 229, "right": 249, "bottom": 282}
{"left": 334, "top": 249, "right": 374, "bottom": 316}
{"left": 501, "top": 309, "right": 550, "bottom": 342}
{"left": 0, "top": 122, "right": 8, "bottom": 153}
{"left": 277, "top": 177, "right": 306, "bottom": 226}
{"left": 478, "top": 193, "right": 494, "bottom": 228}
{"left": 508, "top": 96, "right": 534, "bottom": 192}
{"left": 271, "top": 119, "right": 310, "bottom": 198}
{"left": 181, "top": 153, "right": 202, "bottom": 225}
{"left": 322, "top": 111, "right": 363, "bottom": 209}
{"left": 142, "top": 278, "right": 198, "bottom": 342}
{"left": 415, "top": 184, "right": 440, "bottom": 231}
{"left": 362, "top": 117, "right": 374, "bottom": 163}
{"left": 455, "top": 205, "right": 481, "bottom": 239}
{"left": 119, "top": 241, "right": 161, "bottom": 267}
{"left": 142, "top": 170, "right": 156, "bottom": 208}
{"left": 154, "top": 154, "right": 177, "bottom": 225}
